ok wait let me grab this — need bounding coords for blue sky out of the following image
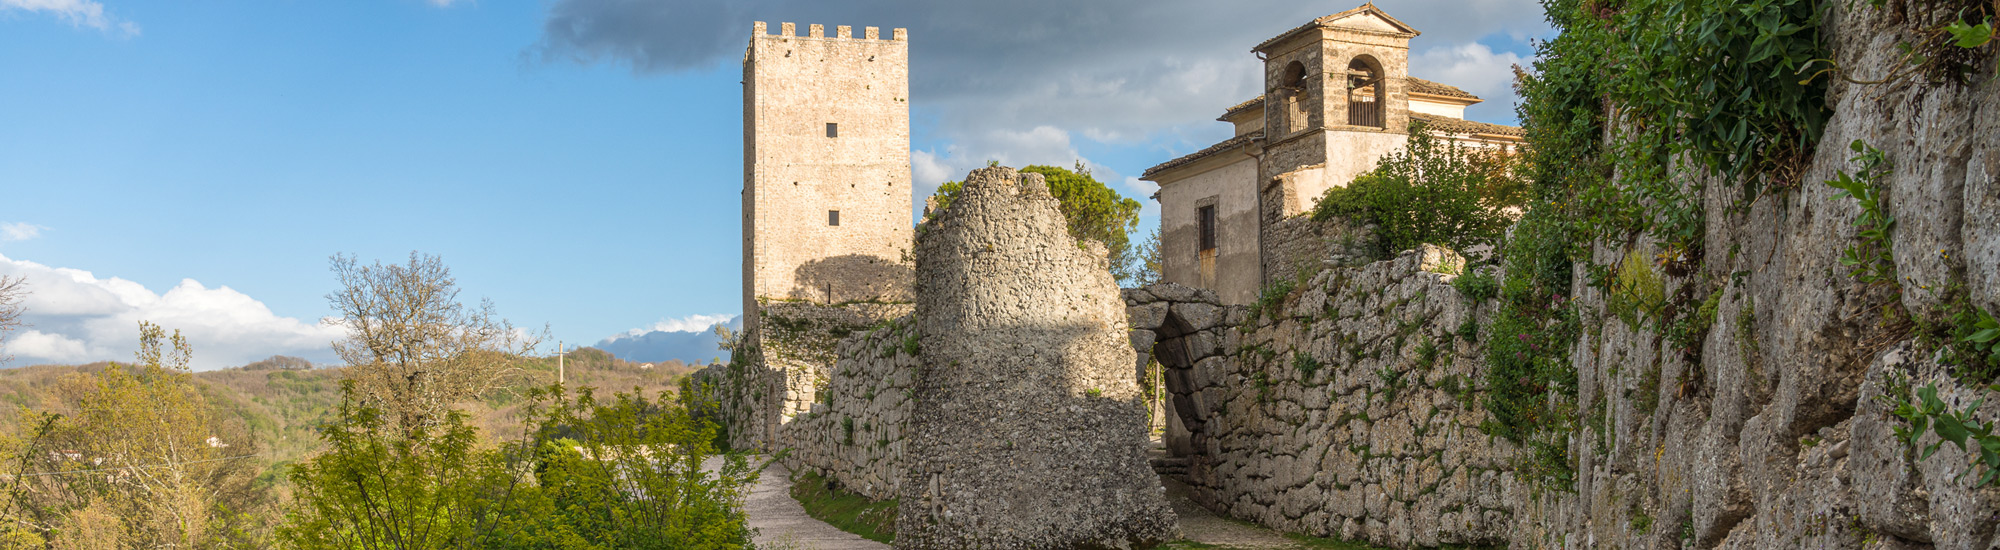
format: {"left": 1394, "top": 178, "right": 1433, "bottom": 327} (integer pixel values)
{"left": 0, "top": 0, "right": 1549, "bottom": 369}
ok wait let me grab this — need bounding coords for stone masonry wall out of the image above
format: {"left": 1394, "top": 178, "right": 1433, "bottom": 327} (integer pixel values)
{"left": 713, "top": 301, "right": 909, "bottom": 452}
{"left": 773, "top": 318, "right": 918, "bottom": 501}
{"left": 898, "top": 166, "right": 1178, "bottom": 549}
{"left": 1133, "top": 247, "right": 1518, "bottom": 548}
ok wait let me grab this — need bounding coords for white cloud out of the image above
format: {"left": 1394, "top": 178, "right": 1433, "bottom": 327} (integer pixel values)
{"left": 425, "top": 0, "right": 471, "bottom": 7}
{"left": 619, "top": 313, "right": 735, "bottom": 337}
{"left": 0, "top": 253, "right": 346, "bottom": 370}
{"left": 1409, "top": 43, "right": 1531, "bottom": 123}
{"left": 1, "top": 0, "right": 139, "bottom": 35}
{"left": 8, "top": 330, "right": 94, "bottom": 362}
{"left": 0, "top": 222, "right": 46, "bottom": 242}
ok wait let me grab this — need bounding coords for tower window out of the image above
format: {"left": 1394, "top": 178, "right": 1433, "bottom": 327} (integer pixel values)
{"left": 1197, "top": 205, "right": 1217, "bottom": 252}
{"left": 826, "top": 123, "right": 839, "bottom": 137}
{"left": 829, "top": 210, "right": 841, "bottom": 226}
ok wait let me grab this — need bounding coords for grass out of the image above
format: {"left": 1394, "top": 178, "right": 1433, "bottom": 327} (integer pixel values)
{"left": 788, "top": 470, "right": 898, "bottom": 544}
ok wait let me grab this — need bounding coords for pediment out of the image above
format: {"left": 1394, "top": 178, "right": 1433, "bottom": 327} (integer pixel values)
{"left": 1321, "top": 4, "right": 1420, "bottom": 36}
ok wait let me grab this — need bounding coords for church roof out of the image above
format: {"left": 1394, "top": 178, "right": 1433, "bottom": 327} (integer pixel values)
{"left": 1407, "top": 77, "right": 1480, "bottom": 101}
{"left": 1142, "top": 131, "right": 1263, "bottom": 180}
{"left": 1218, "top": 95, "right": 1265, "bottom": 121}
{"left": 1253, "top": 3, "right": 1421, "bottom": 53}
{"left": 1410, "top": 112, "right": 1524, "bottom": 138}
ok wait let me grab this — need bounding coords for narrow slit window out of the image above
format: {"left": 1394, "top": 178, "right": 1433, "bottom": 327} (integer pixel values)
{"left": 826, "top": 123, "right": 838, "bottom": 138}
{"left": 829, "top": 210, "right": 841, "bottom": 226}
{"left": 1197, "top": 205, "right": 1217, "bottom": 252}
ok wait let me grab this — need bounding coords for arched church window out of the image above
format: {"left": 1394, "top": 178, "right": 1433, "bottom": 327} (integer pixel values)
{"left": 1347, "top": 57, "right": 1384, "bottom": 128}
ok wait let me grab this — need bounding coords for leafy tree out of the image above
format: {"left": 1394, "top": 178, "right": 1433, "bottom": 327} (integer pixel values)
{"left": 930, "top": 163, "right": 1146, "bottom": 284}
{"left": 488, "top": 386, "right": 757, "bottom": 549}
{"left": 280, "top": 382, "right": 758, "bottom": 550}
{"left": 327, "top": 252, "right": 541, "bottom": 437}
{"left": 279, "top": 382, "right": 515, "bottom": 550}
{"left": 1131, "top": 227, "right": 1163, "bottom": 287}
{"left": 1, "top": 322, "right": 267, "bottom": 549}
{"left": 1311, "top": 123, "right": 1527, "bottom": 259}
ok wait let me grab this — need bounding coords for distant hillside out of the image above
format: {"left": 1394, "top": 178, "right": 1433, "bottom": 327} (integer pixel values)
{"left": 0, "top": 349, "right": 707, "bottom": 489}
{"left": 594, "top": 316, "right": 739, "bottom": 364}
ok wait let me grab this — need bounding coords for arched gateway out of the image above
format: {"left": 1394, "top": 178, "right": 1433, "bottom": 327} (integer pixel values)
{"left": 1123, "top": 283, "right": 1236, "bottom": 458}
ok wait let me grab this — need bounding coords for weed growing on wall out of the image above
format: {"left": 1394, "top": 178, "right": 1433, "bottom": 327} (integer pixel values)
{"left": 1825, "top": 140, "right": 1898, "bottom": 286}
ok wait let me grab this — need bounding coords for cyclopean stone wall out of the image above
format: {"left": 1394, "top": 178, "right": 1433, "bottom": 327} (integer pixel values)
{"left": 1130, "top": 247, "right": 1518, "bottom": 548}
{"left": 770, "top": 318, "right": 918, "bottom": 501}
{"left": 897, "top": 166, "right": 1179, "bottom": 549}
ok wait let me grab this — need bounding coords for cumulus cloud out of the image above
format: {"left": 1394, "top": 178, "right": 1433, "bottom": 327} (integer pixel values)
{"left": 1, "top": 0, "right": 139, "bottom": 35}
{"left": 1, "top": 222, "right": 46, "bottom": 242}
{"left": 617, "top": 313, "right": 736, "bottom": 337}
{"left": 1409, "top": 42, "right": 1531, "bottom": 123}
{"left": 0, "top": 254, "right": 346, "bottom": 370}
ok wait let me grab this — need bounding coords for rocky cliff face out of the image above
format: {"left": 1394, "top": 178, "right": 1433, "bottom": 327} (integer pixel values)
{"left": 897, "top": 166, "right": 1178, "bottom": 549}
{"left": 1512, "top": 3, "right": 2000, "bottom": 548}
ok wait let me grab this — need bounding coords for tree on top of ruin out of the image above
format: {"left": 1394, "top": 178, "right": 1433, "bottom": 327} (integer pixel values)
{"left": 930, "top": 162, "right": 1145, "bottom": 284}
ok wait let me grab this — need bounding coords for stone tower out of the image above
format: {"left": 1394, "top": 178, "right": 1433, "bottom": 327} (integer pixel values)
{"left": 742, "top": 21, "right": 912, "bottom": 331}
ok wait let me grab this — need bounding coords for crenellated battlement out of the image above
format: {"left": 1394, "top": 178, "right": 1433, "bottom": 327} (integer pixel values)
{"left": 752, "top": 21, "right": 906, "bottom": 41}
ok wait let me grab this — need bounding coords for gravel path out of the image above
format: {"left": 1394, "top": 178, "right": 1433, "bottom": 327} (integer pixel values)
{"left": 712, "top": 456, "right": 889, "bottom": 550}
{"left": 713, "top": 452, "right": 1309, "bottom": 550}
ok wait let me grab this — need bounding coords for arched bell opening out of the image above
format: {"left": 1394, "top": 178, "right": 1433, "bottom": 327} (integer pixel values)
{"left": 1279, "top": 60, "right": 1311, "bottom": 134}
{"left": 1346, "top": 56, "right": 1385, "bottom": 128}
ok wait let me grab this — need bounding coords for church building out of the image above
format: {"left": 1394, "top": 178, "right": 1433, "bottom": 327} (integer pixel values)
{"left": 1142, "top": 4, "right": 1525, "bottom": 305}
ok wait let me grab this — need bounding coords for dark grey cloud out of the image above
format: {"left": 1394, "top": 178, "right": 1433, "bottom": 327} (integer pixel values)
{"left": 532, "top": 0, "right": 1551, "bottom": 192}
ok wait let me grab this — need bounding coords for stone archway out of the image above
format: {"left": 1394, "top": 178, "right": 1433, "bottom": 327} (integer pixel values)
{"left": 1124, "top": 283, "right": 1234, "bottom": 458}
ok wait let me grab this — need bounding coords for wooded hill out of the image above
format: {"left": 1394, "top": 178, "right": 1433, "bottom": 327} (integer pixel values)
{"left": 0, "top": 348, "right": 709, "bottom": 488}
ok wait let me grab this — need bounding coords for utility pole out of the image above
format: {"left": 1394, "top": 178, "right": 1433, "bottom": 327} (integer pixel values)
{"left": 558, "top": 341, "right": 565, "bottom": 385}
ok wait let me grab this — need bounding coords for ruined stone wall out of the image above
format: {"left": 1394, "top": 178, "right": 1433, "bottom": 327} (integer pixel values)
{"left": 898, "top": 166, "right": 1177, "bottom": 549}
{"left": 712, "top": 301, "right": 909, "bottom": 452}
{"left": 773, "top": 318, "right": 918, "bottom": 501}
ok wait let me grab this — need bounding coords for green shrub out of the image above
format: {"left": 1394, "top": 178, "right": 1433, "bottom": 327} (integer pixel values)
{"left": 1453, "top": 267, "right": 1498, "bottom": 303}
{"left": 1312, "top": 123, "right": 1527, "bottom": 259}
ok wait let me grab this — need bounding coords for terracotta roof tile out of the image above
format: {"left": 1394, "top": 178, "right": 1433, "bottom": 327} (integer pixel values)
{"left": 1410, "top": 112, "right": 1523, "bottom": 138}
{"left": 1219, "top": 95, "right": 1265, "bottom": 121}
{"left": 1142, "top": 132, "right": 1263, "bottom": 180}
{"left": 1406, "top": 77, "right": 1479, "bottom": 100}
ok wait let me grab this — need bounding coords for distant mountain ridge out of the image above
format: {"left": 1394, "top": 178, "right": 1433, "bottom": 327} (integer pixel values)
{"left": 593, "top": 316, "right": 739, "bottom": 364}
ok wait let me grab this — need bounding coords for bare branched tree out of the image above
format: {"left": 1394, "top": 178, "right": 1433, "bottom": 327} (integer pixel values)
{"left": 0, "top": 275, "right": 24, "bottom": 363}
{"left": 327, "top": 252, "right": 539, "bottom": 435}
